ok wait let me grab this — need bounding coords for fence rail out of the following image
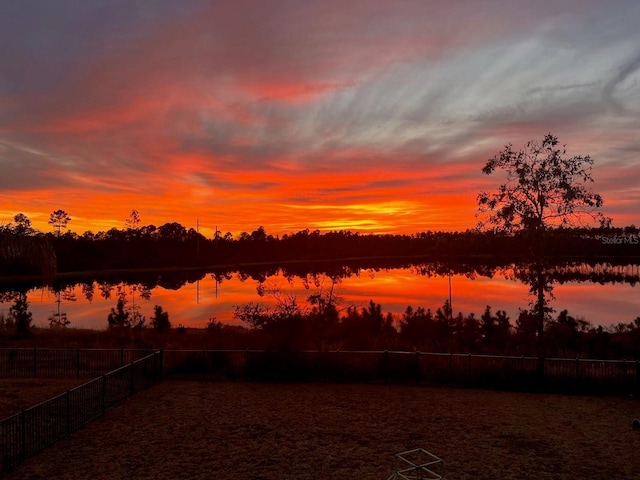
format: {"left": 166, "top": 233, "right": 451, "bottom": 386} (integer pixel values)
{"left": 0, "top": 350, "right": 162, "bottom": 474}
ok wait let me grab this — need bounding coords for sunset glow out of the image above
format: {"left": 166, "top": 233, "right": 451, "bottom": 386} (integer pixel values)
{"left": 1, "top": 1, "right": 639, "bottom": 236}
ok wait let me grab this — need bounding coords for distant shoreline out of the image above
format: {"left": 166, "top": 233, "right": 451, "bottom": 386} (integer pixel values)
{"left": 3, "top": 253, "right": 640, "bottom": 284}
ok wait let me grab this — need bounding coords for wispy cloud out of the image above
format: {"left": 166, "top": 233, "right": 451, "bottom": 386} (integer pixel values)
{"left": 1, "top": 0, "right": 639, "bottom": 235}
{"left": 602, "top": 51, "right": 640, "bottom": 114}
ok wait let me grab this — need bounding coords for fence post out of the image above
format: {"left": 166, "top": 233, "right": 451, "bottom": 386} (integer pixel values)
{"left": 536, "top": 356, "right": 544, "bottom": 389}
{"left": 415, "top": 351, "right": 421, "bottom": 385}
{"left": 20, "top": 409, "right": 26, "bottom": 461}
{"left": 129, "top": 362, "right": 135, "bottom": 397}
{"left": 101, "top": 375, "right": 106, "bottom": 415}
{"left": 76, "top": 349, "right": 80, "bottom": 378}
{"left": 33, "top": 348, "right": 37, "bottom": 378}
{"left": 383, "top": 351, "right": 389, "bottom": 384}
{"left": 449, "top": 353, "right": 454, "bottom": 384}
{"left": 467, "top": 354, "right": 472, "bottom": 387}
{"left": 245, "top": 349, "right": 250, "bottom": 381}
{"left": 66, "top": 391, "right": 71, "bottom": 436}
{"left": 120, "top": 349, "right": 124, "bottom": 367}
{"left": 158, "top": 350, "right": 164, "bottom": 382}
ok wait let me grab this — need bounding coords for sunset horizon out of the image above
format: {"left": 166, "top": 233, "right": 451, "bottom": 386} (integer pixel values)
{"left": 2, "top": 1, "right": 639, "bottom": 238}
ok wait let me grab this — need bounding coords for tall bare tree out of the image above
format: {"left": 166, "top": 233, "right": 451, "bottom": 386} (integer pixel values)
{"left": 477, "top": 133, "right": 610, "bottom": 233}
{"left": 12, "top": 213, "right": 34, "bottom": 235}
{"left": 125, "top": 209, "right": 141, "bottom": 230}
{"left": 48, "top": 209, "right": 71, "bottom": 237}
{"left": 477, "top": 134, "right": 610, "bottom": 358}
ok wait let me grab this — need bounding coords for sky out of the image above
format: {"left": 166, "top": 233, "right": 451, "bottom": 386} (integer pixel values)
{"left": 1, "top": 0, "right": 639, "bottom": 238}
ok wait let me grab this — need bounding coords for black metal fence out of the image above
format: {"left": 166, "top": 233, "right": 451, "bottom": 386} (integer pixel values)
{"left": 0, "top": 348, "right": 155, "bottom": 378}
{"left": 0, "top": 348, "right": 637, "bottom": 473}
{"left": 0, "top": 350, "right": 162, "bottom": 474}
{"left": 161, "top": 349, "right": 640, "bottom": 395}
{"left": 1, "top": 348, "right": 637, "bottom": 395}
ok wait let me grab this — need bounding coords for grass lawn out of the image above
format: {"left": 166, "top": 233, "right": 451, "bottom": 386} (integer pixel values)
{"left": 6, "top": 381, "right": 640, "bottom": 480}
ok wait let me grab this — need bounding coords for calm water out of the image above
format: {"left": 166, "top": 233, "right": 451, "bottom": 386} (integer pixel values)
{"left": 7, "top": 264, "right": 640, "bottom": 330}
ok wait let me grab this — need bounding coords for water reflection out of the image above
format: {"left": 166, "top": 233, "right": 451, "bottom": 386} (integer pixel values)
{"left": 1, "top": 260, "right": 638, "bottom": 330}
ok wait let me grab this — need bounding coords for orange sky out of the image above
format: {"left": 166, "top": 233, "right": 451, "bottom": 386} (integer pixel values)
{"left": 1, "top": 1, "right": 640, "bottom": 237}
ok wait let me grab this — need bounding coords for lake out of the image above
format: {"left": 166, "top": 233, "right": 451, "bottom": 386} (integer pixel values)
{"left": 5, "top": 261, "right": 640, "bottom": 330}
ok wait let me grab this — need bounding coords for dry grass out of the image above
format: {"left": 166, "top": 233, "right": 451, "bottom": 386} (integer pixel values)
{"left": 6, "top": 381, "right": 640, "bottom": 480}
{"left": 0, "top": 378, "right": 88, "bottom": 420}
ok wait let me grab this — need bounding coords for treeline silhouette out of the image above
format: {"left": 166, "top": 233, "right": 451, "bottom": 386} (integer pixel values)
{"left": 224, "top": 294, "right": 640, "bottom": 360}
{"left": 2, "top": 223, "right": 640, "bottom": 276}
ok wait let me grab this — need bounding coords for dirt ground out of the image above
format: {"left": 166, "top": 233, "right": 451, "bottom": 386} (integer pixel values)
{"left": 0, "top": 378, "right": 89, "bottom": 420}
{"left": 6, "top": 381, "right": 640, "bottom": 480}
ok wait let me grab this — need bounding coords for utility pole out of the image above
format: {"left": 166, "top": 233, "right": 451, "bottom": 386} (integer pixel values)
{"left": 196, "top": 219, "right": 201, "bottom": 304}
{"left": 196, "top": 219, "right": 200, "bottom": 258}
{"left": 448, "top": 271, "right": 453, "bottom": 320}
